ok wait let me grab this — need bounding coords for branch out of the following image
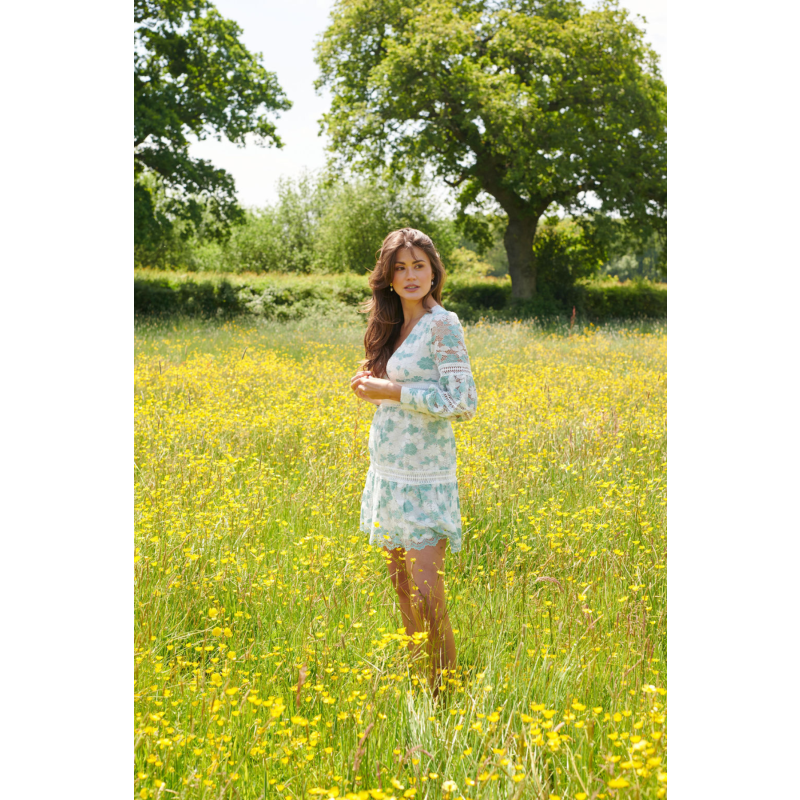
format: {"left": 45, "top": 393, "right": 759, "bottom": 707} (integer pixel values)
{"left": 544, "top": 180, "right": 602, "bottom": 211}
{"left": 441, "top": 173, "right": 468, "bottom": 189}
{"left": 473, "top": 159, "right": 527, "bottom": 217}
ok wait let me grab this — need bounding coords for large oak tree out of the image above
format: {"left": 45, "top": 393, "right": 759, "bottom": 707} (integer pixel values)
{"left": 315, "top": 0, "right": 666, "bottom": 298}
{"left": 135, "top": 0, "right": 291, "bottom": 243}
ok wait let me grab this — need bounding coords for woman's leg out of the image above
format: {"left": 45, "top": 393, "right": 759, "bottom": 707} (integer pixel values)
{"left": 382, "top": 547, "right": 423, "bottom": 657}
{"left": 403, "top": 539, "right": 457, "bottom": 690}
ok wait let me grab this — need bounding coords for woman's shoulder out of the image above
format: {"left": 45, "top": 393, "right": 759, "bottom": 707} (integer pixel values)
{"left": 425, "top": 304, "right": 465, "bottom": 349}
{"left": 428, "top": 303, "right": 457, "bottom": 321}
{"left": 429, "top": 304, "right": 464, "bottom": 331}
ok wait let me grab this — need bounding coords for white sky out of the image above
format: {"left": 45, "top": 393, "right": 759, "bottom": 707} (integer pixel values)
{"left": 191, "top": 0, "right": 668, "bottom": 208}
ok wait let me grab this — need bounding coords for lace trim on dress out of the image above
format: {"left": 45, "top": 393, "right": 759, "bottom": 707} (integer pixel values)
{"left": 371, "top": 464, "right": 458, "bottom": 485}
{"left": 438, "top": 363, "right": 472, "bottom": 375}
{"left": 440, "top": 390, "right": 459, "bottom": 413}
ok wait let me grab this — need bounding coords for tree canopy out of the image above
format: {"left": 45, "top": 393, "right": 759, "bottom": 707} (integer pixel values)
{"left": 315, "top": 0, "right": 666, "bottom": 299}
{"left": 134, "top": 0, "right": 291, "bottom": 245}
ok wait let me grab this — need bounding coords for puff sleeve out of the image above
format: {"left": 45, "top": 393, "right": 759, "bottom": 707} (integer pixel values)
{"left": 398, "top": 312, "right": 478, "bottom": 421}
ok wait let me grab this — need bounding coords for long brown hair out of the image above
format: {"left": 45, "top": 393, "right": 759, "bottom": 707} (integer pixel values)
{"left": 360, "top": 228, "right": 446, "bottom": 378}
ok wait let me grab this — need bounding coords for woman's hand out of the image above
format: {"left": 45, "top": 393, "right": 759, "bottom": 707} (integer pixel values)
{"left": 350, "top": 370, "right": 371, "bottom": 398}
{"left": 350, "top": 371, "right": 381, "bottom": 406}
{"left": 350, "top": 370, "right": 402, "bottom": 403}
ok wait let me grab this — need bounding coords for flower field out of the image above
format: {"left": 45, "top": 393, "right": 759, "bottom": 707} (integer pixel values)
{"left": 134, "top": 316, "right": 667, "bottom": 800}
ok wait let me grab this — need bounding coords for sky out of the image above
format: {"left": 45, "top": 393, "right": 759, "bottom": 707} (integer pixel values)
{"left": 191, "top": 0, "right": 668, "bottom": 209}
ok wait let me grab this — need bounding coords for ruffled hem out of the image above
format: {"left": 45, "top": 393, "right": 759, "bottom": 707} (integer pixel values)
{"left": 360, "top": 466, "right": 462, "bottom": 554}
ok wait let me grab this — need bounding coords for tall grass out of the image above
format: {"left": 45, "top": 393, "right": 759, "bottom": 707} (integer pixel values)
{"left": 134, "top": 317, "right": 666, "bottom": 800}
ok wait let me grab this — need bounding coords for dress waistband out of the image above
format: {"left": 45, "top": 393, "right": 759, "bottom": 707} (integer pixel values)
{"left": 370, "top": 463, "right": 457, "bottom": 485}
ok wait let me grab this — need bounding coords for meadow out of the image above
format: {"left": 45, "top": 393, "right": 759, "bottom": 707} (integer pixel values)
{"left": 134, "top": 314, "right": 667, "bottom": 800}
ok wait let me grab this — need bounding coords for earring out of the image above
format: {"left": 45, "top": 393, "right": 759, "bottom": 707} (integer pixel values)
{"left": 431, "top": 280, "right": 435, "bottom": 285}
{"left": 389, "top": 285, "right": 394, "bottom": 292}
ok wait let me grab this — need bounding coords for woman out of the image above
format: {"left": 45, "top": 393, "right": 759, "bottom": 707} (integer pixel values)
{"left": 350, "top": 228, "right": 478, "bottom": 693}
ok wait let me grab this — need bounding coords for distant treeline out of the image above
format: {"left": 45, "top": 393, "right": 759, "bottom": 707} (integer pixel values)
{"left": 134, "top": 270, "right": 666, "bottom": 324}
{"left": 136, "top": 171, "right": 665, "bottom": 301}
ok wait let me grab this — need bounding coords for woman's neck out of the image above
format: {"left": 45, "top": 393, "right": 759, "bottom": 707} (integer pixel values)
{"left": 400, "top": 297, "right": 438, "bottom": 325}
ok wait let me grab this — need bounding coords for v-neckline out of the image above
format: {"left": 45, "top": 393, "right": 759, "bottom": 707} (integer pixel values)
{"left": 391, "top": 305, "right": 441, "bottom": 358}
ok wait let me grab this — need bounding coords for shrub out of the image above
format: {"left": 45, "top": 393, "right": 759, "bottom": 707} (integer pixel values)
{"left": 533, "top": 217, "right": 606, "bottom": 304}
{"left": 134, "top": 277, "right": 245, "bottom": 316}
{"left": 270, "top": 174, "right": 328, "bottom": 273}
{"left": 193, "top": 174, "right": 326, "bottom": 274}
{"left": 133, "top": 271, "right": 666, "bottom": 322}
{"left": 601, "top": 222, "right": 666, "bottom": 281}
{"left": 443, "top": 280, "right": 509, "bottom": 310}
{"left": 314, "top": 175, "right": 455, "bottom": 273}
{"left": 202, "top": 209, "right": 286, "bottom": 273}
{"left": 138, "top": 171, "right": 459, "bottom": 275}
{"left": 329, "top": 274, "right": 373, "bottom": 305}
{"left": 579, "top": 280, "right": 667, "bottom": 320}
{"left": 446, "top": 247, "right": 495, "bottom": 278}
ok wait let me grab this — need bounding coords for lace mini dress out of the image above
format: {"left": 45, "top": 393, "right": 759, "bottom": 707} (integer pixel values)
{"left": 360, "top": 304, "right": 478, "bottom": 553}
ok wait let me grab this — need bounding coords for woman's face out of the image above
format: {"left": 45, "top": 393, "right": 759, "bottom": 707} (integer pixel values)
{"left": 391, "top": 246, "right": 434, "bottom": 300}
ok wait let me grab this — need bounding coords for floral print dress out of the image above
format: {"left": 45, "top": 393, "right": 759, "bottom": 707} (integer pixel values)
{"left": 360, "top": 304, "right": 478, "bottom": 553}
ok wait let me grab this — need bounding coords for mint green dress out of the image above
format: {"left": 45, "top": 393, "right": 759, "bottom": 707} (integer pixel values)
{"left": 360, "top": 304, "right": 478, "bottom": 553}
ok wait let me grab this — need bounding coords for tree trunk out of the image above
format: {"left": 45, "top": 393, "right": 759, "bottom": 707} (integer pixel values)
{"left": 504, "top": 214, "right": 539, "bottom": 300}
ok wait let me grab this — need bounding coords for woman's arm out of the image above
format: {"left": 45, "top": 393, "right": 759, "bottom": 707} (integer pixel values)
{"left": 397, "top": 314, "right": 478, "bottom": 421}
{"left": 350, "top": 370, "right": 398, "bottom": 404}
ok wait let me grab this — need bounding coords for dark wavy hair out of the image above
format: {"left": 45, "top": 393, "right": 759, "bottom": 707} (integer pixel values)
{"left": 360, "top": 228, "right": 446, "bottom": 378}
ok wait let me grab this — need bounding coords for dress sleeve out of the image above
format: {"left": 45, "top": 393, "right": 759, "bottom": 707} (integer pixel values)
{"left": 398, "top": 312, "right": 478, "bottom": 421}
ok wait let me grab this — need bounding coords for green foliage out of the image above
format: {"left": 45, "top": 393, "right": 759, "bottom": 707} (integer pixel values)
{"left": 447, "top": 247, "right": 495, "bottom": 278}
{"left": 189, "top": 174, "right": 328, "bottom": 274}
{"left": 315, "top": 174, "right": 456, "bottom": 272}
{"left": 193, "top": 209, "right": 285, "bottom": 273}
{"left": 134, "top": 270, "right": 665, "bottom": 323}
{"left": 134, "top": 0, "right": 291, "bottom": 244}
{"left": 444, "top": 276, "right": 509, "bottom": 313}
{"left": 455, "top": 211, "right": 498, "bottom": 257}
{"left": 454, "top": 213, "right": 511, "bottom": 278}
{"left": 137, "top": 171, "right": 455, "bottom": 274}
{"left": 134, "top": 272, "right": 372, "bottom": 320}
{"left": 580, "top": 279, "right": 667, "bottom": 319}
{"left": 602, "top": 224, "right": 666, "bottom": 281}
{"left": 134, "top": 172, "right": 663, "bottom": 314}
{"left": 533, "top": 216, "right": 607, "bottom": 305}
{"left": 494, "top": 278, "right": 668, "bottom": 325}
{"left": 606, "top": 252, "right": 663, "bottom": 282}
{"left": 134, "top": 179, "right": 165, "bottom": 249}
{"left": 493, "top": 279, "right": 667, "bottom": 325}
{"left": 134, "top": 174, "right": 203, "bottom": 269}
{"left": 134, "top": 276, "right": 244, "bottom": 316}
{"left": 315, "top": 0, "right": 667, "bottom": 299}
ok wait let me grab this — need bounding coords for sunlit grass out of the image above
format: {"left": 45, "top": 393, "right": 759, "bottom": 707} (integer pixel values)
{"left": 134, "top": 315, "right": 666, "bottom": 800}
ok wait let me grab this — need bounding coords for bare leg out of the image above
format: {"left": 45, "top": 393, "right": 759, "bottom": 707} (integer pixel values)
{"left": 403, "top": 539, "right": 457, "bottom": 691}
{"left": 382, "top": 547, "right": 425, "bottom": 663}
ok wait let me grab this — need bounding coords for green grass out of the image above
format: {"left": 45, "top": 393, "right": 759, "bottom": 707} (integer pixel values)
{"left": 134, "top": 317, "right": 667, "bottom": 800}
